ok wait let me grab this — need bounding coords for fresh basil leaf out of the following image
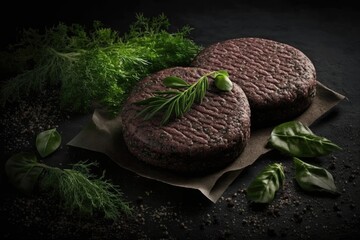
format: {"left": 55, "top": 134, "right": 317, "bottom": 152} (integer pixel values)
{"left": 163, "top": 76, "right": 190, "bottom": 88}
{"left": 268, "top": 121, "right": 342, "bottom": 157}
{"left": 36, "top": 128, "right": 62, "bottom": 158}
{"left": 246, "top": 163, "right": 285, "bottom": 203}
{"left": 294, "top": 157, "right": 338, "bottom": 195}
{"left": 5, "top": 153, "right": 44, "bottom": 195}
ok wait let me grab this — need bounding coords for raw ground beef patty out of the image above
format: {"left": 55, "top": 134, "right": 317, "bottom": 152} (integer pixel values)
{"left": 192, "top": 38, "right": 317, "bottom": 127}
{"left": 121, "top": 67, "right": 251, "bottom": 173}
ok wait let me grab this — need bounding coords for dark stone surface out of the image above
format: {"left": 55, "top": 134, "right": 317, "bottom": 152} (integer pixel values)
{"left": 1, "top": 1, "right": 359, "bottom": 239}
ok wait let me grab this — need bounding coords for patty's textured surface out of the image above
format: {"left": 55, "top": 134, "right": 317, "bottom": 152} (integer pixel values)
{"left": 192, "top": 38, "right": 317, "bottom": 127}
{"left": 121, "top": 67, "right": 251, "bottom": 173}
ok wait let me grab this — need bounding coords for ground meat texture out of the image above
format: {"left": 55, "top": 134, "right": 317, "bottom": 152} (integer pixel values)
{"left": 121, "top": 67, "right": 251, "bottom": 173}
{"left": 192, "top": 38, "right": 317, "bottom": 127}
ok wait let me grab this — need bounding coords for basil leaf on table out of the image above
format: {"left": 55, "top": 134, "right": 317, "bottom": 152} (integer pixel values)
{"left": 5, "top": 153, "right": 44, "bottom": 195}
{"left": 268, "top": 121, "right": 342, "bottom": 157}
{"left": 246, "top": 163, "right": 285, "bottom": 203}
{"left": 294, "top": 157, "right": 338, "bottom": 195}
{"left": 36, "top": 128, "right": 62, "bottom": 157}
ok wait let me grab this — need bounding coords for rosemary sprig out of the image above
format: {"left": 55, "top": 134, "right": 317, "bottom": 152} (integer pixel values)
{"left": 135, "top": 70, "right": 232, "bottom": 125}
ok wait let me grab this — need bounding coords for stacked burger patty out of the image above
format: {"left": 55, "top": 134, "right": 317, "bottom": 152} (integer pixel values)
{"left": 121, "top": 38, "right": 317, "bottom": 173}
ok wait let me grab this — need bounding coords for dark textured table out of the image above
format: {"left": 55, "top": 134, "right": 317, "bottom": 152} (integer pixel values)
{"left": 1, "top": 1, "right": 359, "bottom": 239}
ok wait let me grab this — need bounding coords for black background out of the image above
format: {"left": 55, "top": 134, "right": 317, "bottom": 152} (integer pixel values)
{"left": 1, "top": 0, "right": 360, "bottom": 239}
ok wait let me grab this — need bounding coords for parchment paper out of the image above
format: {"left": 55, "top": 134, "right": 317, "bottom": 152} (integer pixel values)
{"left": 68, "top": 82, "right": 345, "bottom": 202}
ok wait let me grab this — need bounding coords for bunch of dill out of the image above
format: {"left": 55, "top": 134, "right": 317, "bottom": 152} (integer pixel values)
{"left": 0, "top": 14, "right": 201, "bottom": 114}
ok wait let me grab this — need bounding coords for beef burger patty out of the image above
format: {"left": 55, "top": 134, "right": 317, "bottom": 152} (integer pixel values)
{"left": 121, "top": 67, "right": 251, "bottom": 173}
{"left": 192, "top": 38, "right": 317, "bottom": 127}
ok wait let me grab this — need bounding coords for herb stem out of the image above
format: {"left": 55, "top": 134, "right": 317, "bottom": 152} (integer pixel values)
{"left": 48, "top": 48, "right": 82, "bottom": 62}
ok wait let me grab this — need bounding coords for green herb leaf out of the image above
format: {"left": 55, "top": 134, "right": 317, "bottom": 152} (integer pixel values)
{"left": 136, "top": 70, "right": 229, "bottom": 125}
{"left": 268, "top": 121, "right": 342, "bottom": 157}
{"left": 214, "top": 74, "right": 233, "bottom": 91}
{"left": 163, "top": 76, "right": 190, "bottom": 88}
{"left": 5, "top": 153, "right": 44, "bottom": 195}
{"left": 294, "top": 157, "right": 338, "bottom": 195}
{"left": 40, "top": 161, "right": 132, "bottom": 219}
{"left": 36, "top": 128, "right": 62, "bottom": 158}
{"left": 246, "top": 163, "right": 285, "bottom": 203}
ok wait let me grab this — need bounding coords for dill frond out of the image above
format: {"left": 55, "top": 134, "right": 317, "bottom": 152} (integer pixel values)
{"left": 41, "top": 161, "right": 132, "bottom": 220}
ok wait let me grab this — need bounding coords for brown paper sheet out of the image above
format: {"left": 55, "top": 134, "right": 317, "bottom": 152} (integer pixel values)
{"left": 67, "top": 82, "right": 345, "bottom": 202}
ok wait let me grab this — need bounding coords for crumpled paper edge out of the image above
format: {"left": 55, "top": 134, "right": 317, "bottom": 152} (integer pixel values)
{"left": 68, "top": 82, "right": 345, "bottom": 203}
